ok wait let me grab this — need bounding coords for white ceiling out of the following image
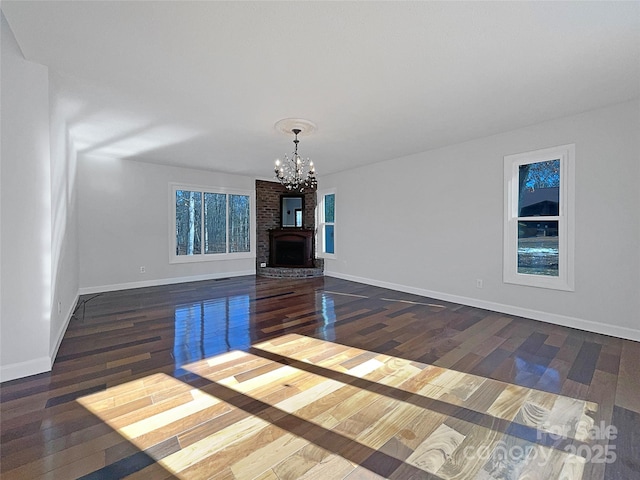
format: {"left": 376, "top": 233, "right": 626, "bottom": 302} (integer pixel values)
{"left": 3, "top": 1, "right": 639, "bottom": 178}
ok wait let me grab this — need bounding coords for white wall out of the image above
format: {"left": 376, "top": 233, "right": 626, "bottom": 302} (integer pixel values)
{"left": 1, "top": 15, "right": 81, "bottom": 381}
{"left": 322, "top": 100, "right": 640, "bottom": 341}
{"left": 48, "top": 71, "right": 80, "bottom": 360}
{"left": 1, "top": 13, "right": 52, "bottom": 379}
{"left": 78, "top": 158, "right": 256, "bottom": 292}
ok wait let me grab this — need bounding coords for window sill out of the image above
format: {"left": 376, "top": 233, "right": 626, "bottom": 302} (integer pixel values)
{"left": 503, "top": 273, "right": 574, "bottom": 291}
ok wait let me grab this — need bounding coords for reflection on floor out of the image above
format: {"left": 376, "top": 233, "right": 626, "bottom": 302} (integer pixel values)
{"left": 79, "top": 334, "right": 594, "bottom": 479}
{"left": 173, "top": 295, "right": 252, "bottom": 369}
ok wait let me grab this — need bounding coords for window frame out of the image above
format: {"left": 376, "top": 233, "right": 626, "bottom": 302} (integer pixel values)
{"left": 317, "top": 189, "right": 336, "bottom": 259}
{"left": 169, "top": 183, "right": 255, "bottom": 264}
{"left": 503, "top": 144, "right": 575, "bottom": 291}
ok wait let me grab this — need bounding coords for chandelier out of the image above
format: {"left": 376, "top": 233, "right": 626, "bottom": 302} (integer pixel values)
{"left": 274, "top": 127, "right": 317, "bottom": 192}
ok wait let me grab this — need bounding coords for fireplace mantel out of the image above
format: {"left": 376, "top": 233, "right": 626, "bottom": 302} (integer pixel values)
{"left": 269, "top": 228, "right": 314, "bottom": 268}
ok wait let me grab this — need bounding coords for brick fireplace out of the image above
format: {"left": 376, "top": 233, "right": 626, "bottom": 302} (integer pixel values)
{"left": 255, "top": 180, "right": 323, "bottom": 277}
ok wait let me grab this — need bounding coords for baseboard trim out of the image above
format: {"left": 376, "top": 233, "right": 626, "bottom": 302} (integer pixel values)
{"left": 1, "top": 294, "right": 80, "bottom": 383}
{"left": 0, "top": 356, "right": 51, "bottom": 383}
{"left": 50, "top": 292, "right": 80, "bottom": 367}
{"left": 325, "top": 271, "right": 640, "bottom": 342}
{"left": 78, "top": 270, "right": 256, "bottom": 296}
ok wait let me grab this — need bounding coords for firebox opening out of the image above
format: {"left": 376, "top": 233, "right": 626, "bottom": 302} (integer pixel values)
{"left": 275, "top": 240, "right": 305, "bottom": 266}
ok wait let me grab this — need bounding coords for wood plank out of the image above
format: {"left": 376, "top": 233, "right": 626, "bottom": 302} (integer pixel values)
{"left": 405, "top": 423, "right": 465, "bottom": 474}
{"left": 615, "top": 339, "right": 640, "bottom": 414}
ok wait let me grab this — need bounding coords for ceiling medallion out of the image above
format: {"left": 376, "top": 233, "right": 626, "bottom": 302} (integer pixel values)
{"left": 273, "top": 119, "right": 317, "bottom": 192}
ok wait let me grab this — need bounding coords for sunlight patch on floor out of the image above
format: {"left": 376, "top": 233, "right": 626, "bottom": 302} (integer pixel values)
{"left": 76, "top": 334, "right": 595, "bottom": 479}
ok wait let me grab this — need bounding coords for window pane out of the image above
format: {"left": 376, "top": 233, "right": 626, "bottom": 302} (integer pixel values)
{"left": 325, "top": 224, "right": 335, "bottom": 254}
{"left": 176, "top": 190, "right": 202, "bottom": 255}
{"left": 518, "top": 160, "right": 560, "bottom": 217}
{"left": 229, "top": 194, "right": 250, "bottom": 253}
{"left": 204, "top": 193, "right": 226, "bottom": 254}
{"left": 324, "top": 194, "right": 335, "bottom": 223}
{"left": 518, "top": 221, "right": 558, "bottom": 276}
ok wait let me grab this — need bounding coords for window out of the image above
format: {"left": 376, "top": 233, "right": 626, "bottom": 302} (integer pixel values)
{"left": 171, "top": 184, "right": 253, "bottom": 263}
{"left": 318, "top": 190, "right": 336, "bottom": 257}
{"left": 504, "top": 144, "right": 574, "bottom": 290}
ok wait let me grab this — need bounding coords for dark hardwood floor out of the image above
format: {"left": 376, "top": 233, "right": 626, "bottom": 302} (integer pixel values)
{"left": 1, "top": 275, "right": 638, "bottom": 479}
